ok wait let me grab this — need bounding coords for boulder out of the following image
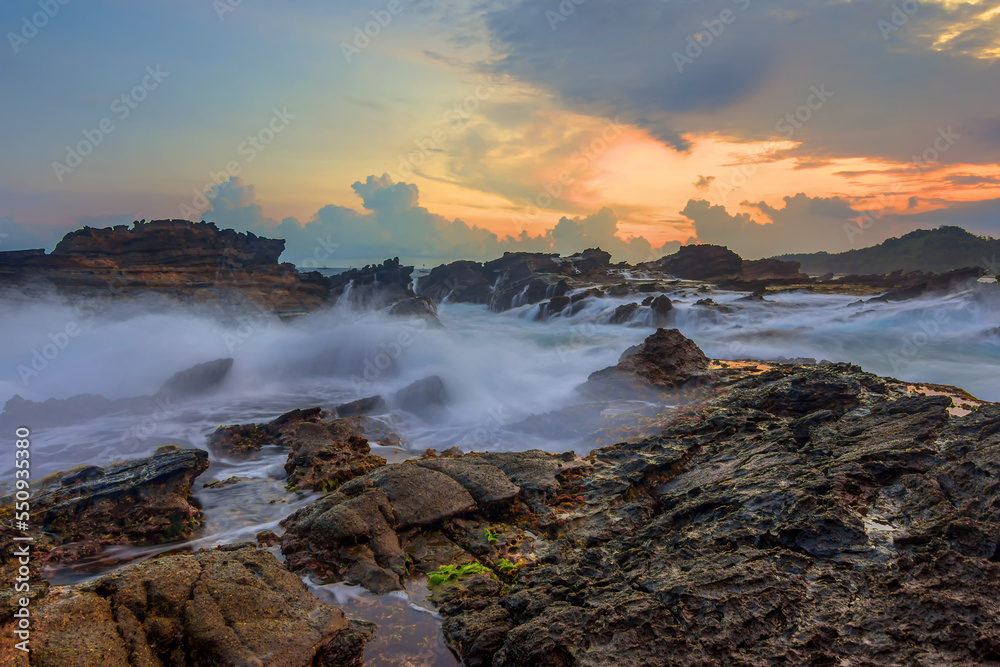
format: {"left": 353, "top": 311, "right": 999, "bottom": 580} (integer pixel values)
{"left": 583, "top": 328, "right": 711, "bottom": 398}
{"left": 329, "top": 257, "right": 415, "bottom": 309}
{"left": 649, "top": 295, "right": 673, "bottom": 326}
{"left": 32, "top": 447, "right": 210, "bottom": 557}
{"left": 284, "top": 417, "right": 387, "bottom": 491}
{"left": 23, "top": 545, "right": 373, "bottom": 666}
{"left": 659, "top": 244, "right": 743, "bottom": 282}
{"left": 157, "top": 357, "right": 233, "bottom": 397}
{"left": 609, "top": 302, "right": 639, "bottom": 324}
{"left": 393, "top": 375, "right": 448, "bottom": 416}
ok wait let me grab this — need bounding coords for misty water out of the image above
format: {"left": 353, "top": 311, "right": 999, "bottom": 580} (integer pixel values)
{"left": 1, "top": 280, "right": 998, "bottom": 664}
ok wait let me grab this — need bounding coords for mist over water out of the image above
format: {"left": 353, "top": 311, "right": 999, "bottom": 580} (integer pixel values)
{"left": 1, "top": 285, "right": 998, "bottom": 482}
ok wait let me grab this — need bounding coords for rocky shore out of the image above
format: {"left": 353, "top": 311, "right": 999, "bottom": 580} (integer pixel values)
{"left": 1, "top": 221, "right": 997, "bottom": 666}
{"left": 3, "top": 324, "right": 998, "bottom": 666}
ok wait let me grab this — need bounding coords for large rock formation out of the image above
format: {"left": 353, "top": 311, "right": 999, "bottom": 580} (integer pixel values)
{"left": 17, "top": 545, "right": 372, "bottom": 667}
{"left": 328, "top": 257, "right": 417, "bottom": 309}
{"left": 583, "top": 328, "right": 711, "bottom": 399}
{"left": 657, "top": 244, "right": 743, "bottom": 282}
{"left": 276, "top": 329, "right": 1000, "bottom": 666}
{"left": 417, "top": 248, "right": 614, "bottom": 312}
{"left": 209, "top": 408, "right": 388, "bottom": 491}
{"left": 32, "top": 447, "right": 210, "bottom": 561}
{"left": 0, "top": 220, "right": 330, "bottom": 316}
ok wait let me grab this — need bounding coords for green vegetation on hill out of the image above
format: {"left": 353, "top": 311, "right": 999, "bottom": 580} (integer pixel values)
{"left": 775, "top": 226, "right": 1000, "bottom": 275}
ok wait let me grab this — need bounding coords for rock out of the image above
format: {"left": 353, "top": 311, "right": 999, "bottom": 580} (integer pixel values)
{"left": 649, "top": 294, "right": 673, "bottom": 326}
{"left": 416, "top": 260, "right": 492, "bottom": 304}
{"left": 334, "top": 395, "right": 388, "bottom": 417}
{"left": 658, "top": 244, "right": 742, "bottom": 282}
{"left": 432, "top": 364, "right": 1000, "bottom": 667}
{"left": 0, "top": 220, "right": 330, "bottom": 316}
{"left": 417, "top": 458, "right": 521, "bottom": 508}
{"left": 284, "top": 417, "right": 387, "bottom": 491}
{"left": 537, "top": 295, "right": 571, "bottom": 320}
{"left": 737, "top": 258, "right": 809, "bottom": 284}
{"left": 329, "top": 257, "right": 415, "bottom": 309}
{"left": 256, "top": 529, "right": 280, "bottom": 546}
{"left": 609, "top": 302, "right": 639, "bottom": 324}
{"left": 33, "top": 448, "right": 209, "bottom": 557}
{"left": 393, "top": 375, "right": 447, "bottom": 416}
{"left": 583, "top": 328, "right": 711, "bottom": 398}
{"left": 0, "top": 525, "right": 51, "bottom": 625}
{"left": 607, "top": 283, "right": 630, "bottom": 297}
{"left": 24, "top": 545, "right": 373, "bottom": 666}
{"left": 387, "top": 295, "right": 443, "bottom": 327}
{"left": 565, "top": 248, "right": 612, "bottom": 274}
{"left": 158, "top": 357, "right": 233, "bottom": 397}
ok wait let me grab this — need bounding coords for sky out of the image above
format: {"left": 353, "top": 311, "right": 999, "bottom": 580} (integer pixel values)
{"left": 2, "top": 0, "right": 1000, "bottom": 265}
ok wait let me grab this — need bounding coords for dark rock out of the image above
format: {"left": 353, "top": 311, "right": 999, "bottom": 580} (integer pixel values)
{"left": 339, "top": 464, "right": 478, "bottom": 528}
{"left": 417, "top": 457, "right": 521, "bottom": 508}
{"left": 565, "top": 248, "right": 612, "bottom": 274}
{"left": 609, "top": 302, "right": 639, "bottom": 324}
{"left": 538, "top": 295, "right": 571, "bottom": 320}
{"left": 33, "top": 448, "right": 210, "bottom": 555}
{"left": 387, "top": 295, "right": 443, "bottom": 327}
{"left": 659, "top": 244, "right": 743, "bottom": 282}
{"left": 256, "top": 529, "right": 280, "bottom": 546}
{"left": 329, "top": 257, "right": 415, "bottom": 309}
{"left": 334, "top": 395, "right": 388, "bottom": 417}
{"left": 649, "top": 295, "right": 673, "bottom": 326}
{"left": 158, "top": 357, "right": 233, "bottom": 397}
{"left": 417, "top": 260, "right": 492, "bottom": 304}
{"left": 584, "top": 328, "right": 711, "bottom": 398}
{"left": 0, "top": 220, "right": 330, "bottom": 316}
{"left": 284, "top": 417, "right": 387, "bottom": 491}
{"left": 25, "top": 545, "right": 372, "bottom": 666}
{"left": 393, "top": 375, "right": 447, "bottom": 416}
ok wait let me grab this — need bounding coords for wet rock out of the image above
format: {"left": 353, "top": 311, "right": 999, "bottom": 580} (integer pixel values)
{"left": 340, "top": 463, "right": 478, "bottom": 528}
{"left": 417, "top": 260, "right": 493, "bottom": 304}
{"left": 649, "top": 294, "right": 673, "bottom": 325}
{"left": 25, "top": 545, "right": 372, "bottom": 666}
{"left": 537, "top": 294, "right": 571, "bottom": 320}
{"left": 329, "top": 257, "right": 415, "bottom": 309}
{"left": 334, "top": 395, "right": 388, "bottom": 417}
{"left": 434, "top": 363, "right": 1000, "bottom": 667}
{"left": 256, "top": 529, "right": 280, "bottom": 546}
{"left": 157, "top": 357, "right": 233, "bottom": 397}
{"left": 284, "top": 417, "right": 387, "bottom": 491}
{"left": 583, "top": 328, "right": 711, "bottom": 398}
{"left": 387, "top": 295, "right": 443, "bottom": 327}
{"left": 33, "top": 448, "right": 209, "bottom": 556}
{"left": 609, "top": 302, "right": 639, "bottom": 324}
{"left": 393, "top": 375, "right": 447, "bottom": 416}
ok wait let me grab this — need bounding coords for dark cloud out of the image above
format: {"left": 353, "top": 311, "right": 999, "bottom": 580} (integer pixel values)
{"left": 479, "top": 0, "right": 1000, "bottom": 165}
{"left": 694, "top": 175, "right": 716, "bottom": 190}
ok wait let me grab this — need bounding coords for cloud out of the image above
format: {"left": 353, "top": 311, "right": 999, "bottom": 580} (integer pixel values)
{"left": 683, "top": 193, "right": 922, "bottom": 258}
{"left": 204, "top": 175, "right": 674, "bottom": 264}
{"left": 479, "top": 0, "right": 1000, "bottom": 166}
{"left": 694, "top": 175, "right": 716, "bottom": 190}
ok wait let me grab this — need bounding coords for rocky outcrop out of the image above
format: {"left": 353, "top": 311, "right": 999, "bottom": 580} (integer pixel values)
{"left": 32, "top": 447, "right": 209, "bottom": 560}
{"left": 417, "top": 248, "right": 614, "bottom": 312}
{"left": 583, "top": 328, "right": 711, "bottom": 398}
{"left": 280, "top": 451, "right": 581, "bottom": 594}
{"left": 209, "top": 408, "right": 387, "bottom": 491}
{"left": 20, "top": 545, "right": 372, "bottom": 666}
{"left": 435, "top": 363, "right": 1000, "bottom": 666}
{"left": 284, "top": 417, "right": 387, "bottom": 491}
{"left": 329, "top": 257, "right": 415, "bottom": 309}
{"left": 0, "top": 220, "right": 330, "bottom": 316}
{"left": 393, "top": 375, "right": 448, "bottom": 417}
{"left": 658, "top": 244, "right": 743, "bottom": 282}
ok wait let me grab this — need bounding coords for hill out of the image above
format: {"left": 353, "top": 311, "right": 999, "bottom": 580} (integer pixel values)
{"left": 775, "top": 226, "right": 1000, "bottom": 275}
